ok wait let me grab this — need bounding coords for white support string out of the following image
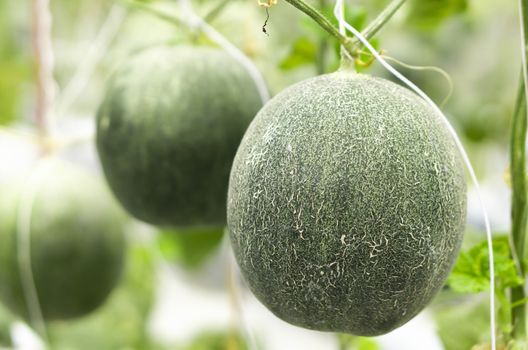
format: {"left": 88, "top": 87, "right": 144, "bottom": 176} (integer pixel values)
{"left": 16, "top": 159, "right": 54, "bottom": 342}
{"left": 178, "top": 0, "right": 270, "bottom": 105}
{"left": 55, "top": 4, "right": 127, "bottom": 119}
{"left": 154, "top": 3, "right": 267, "bottom": 348}
{"left": 332, "top": 1, "right": 496, "bottom": 349}
{"left": 225, "top": 237, "right": 260, "bottom": 350}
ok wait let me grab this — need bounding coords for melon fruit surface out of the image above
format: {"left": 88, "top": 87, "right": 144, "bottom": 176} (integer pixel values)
{"left": 96, "top": 46, "right": 262, "bottom": 228}
{"left": 227, "top": 72, "right": 467, "bottom": 336}
{"left": 0, "top": 160, "right": 126, "bottom": 321}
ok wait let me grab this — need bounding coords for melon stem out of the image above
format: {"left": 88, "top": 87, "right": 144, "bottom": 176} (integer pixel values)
{"left": 283, "top": 0, "right": 356, "bottom": 58}
{"left": 351, "top": 0, "right": 407, "bottom": 46}
{"left": 285, "top": 0, "right": 407, "bottom": 66}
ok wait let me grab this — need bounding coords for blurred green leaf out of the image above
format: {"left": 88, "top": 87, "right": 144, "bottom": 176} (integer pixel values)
{"left": 337, "top": 334, "right": 379, "bottom": 350}
{"left": 185, "top": 330, "right": 248, "bottom": 350}
{"left": 0, "top": 61, "right": 30, "bottom": 125}
{"left": 0, "top": 303, "right": 13, "bottom": 347}
{"left": 158, "top": 227, "right": 224, "bottom": 269}
{"left": 280, "top": 37, "right": 318, "bottom": 70}
{"left": 433, "top": 296, "right": 491, "bottom": 350}
{"left": 0, "top": 1, "right": 31, "bottom": 126}
{"left": 319, "top": 5, "right": 368, "bottom": 31}
{"left": 407, "top": 0, "right": 468, "bottom": 30}
{"left": 447, "top": 236, "right": 523, "bottom": 294}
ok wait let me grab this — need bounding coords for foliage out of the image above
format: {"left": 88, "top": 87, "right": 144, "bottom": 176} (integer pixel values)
{"left": 407, "top": 0, "right": 468, "bottom": 30}
{"left": 433, "top": 295, "right": 491, "bottom": 350}
{"left": 338, "top": 334, "right": 379, "bottom": 350}
{"left": 280, "top": 37, "right": 318, "bottom": 70}
{"left": 280, "top": 4, "right": 369, "bottom": 73}
{"left": 158, "top": 228, "right": 224, "bottom": 269}
{"left": 448, "top": 236, "right": 523, "bottom": 294}
{"left": 184, "top": 330, "right": 247, "bottom": 350}
{"left": 447, "top": 236, "right": 524, "bottom": 336}
{"left": 0, "top": 1, "right": 31, "bottom": 126}
{"left": 0, "top": 304, "right": 13, "bottom": 347}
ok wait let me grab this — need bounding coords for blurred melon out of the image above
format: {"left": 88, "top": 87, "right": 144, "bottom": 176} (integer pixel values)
{"left": 0, "top": 159, "right": 126, "bottom": 321}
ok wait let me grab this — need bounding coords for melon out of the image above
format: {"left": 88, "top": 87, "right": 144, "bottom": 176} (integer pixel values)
{"left": 96, "top": 46, "right": 262, "bottom": 228}
{"left": 227, "top": 71, "right": 467, "bottom": 335}
{"left": 0, "top": 160, "right": 126, "bottom": 321}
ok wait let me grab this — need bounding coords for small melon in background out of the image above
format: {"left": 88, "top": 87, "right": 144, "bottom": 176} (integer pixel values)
{"left": 0, "top": 159, "right": 126, "bottom": 321}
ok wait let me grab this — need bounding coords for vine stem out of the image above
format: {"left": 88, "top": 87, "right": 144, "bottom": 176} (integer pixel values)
{"left": 121, "top": 0, "right": 188, "bottom": 29}
{"left": 31, "top": 0, "right": 55, "bottom": 140}
{"left": 283, "top": 0, "right": 354, "bottom": 57}
{"left": 356, "top": 0, "right": 406, "bottom": 42}
{"left": 511, "top": 0, "right": 528, "bottom": 342}
{"left": 55, "top": 4, "right": 126, "bottom": 119}
{"left": 510, "top": 78, "right": 527, "bottom": 344}
{"left": 284, "top": 0, "right": 407, "bottom": 60}
{"left": 123, "top": 0, "right": 269, "bottom": 103}
{"left": 203, "top": 0, "right": 230, "bottom": 23}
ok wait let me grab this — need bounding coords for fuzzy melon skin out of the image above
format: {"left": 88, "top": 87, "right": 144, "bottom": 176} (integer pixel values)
{"left": 0, "top": 160, "right": 126, "bottom": 321}
{"left": 96, "top": 46, "right": 262, "bottom": 228}
{"left": 227, "top": 72, "right": 467, "bottom": 336}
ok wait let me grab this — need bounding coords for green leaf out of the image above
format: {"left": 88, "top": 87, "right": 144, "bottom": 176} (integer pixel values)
{"left": 158, "top": 227, "right": 224, "bottom": 269}
{"left": 356, "top": 338, "right": 379, "bottom": 350}
{"left": 0, "top": 303, "right": 13, "bottom": 347}
{"left": 185, "top": 330, "right": 248, "bottom": 350}
{"left": 447, "top": 236, "right": 524, "bottom": 294}
{"left": 434, "top": 297, "right": 491, "bottom": 350}
{"left": 279, "top": 37, "right": 318, "bottom": 70}
{"left": 447, "top": 272, "right": 489, "bottom": 294}
{"left": 407, "top": 0, "right": 468, "bottom": 30}
{"left": 337, "top": 334, "right": 379, "bottom": 350}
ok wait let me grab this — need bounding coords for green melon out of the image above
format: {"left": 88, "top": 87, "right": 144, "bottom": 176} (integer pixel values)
{"left": 96, "top": 46, "right": 262, "bottom": 228}
{"left": 0, "top": 160, "right": 126, "bottom": 321}
{"left": 227, "top": 71, "right": 467, "bottom": 336}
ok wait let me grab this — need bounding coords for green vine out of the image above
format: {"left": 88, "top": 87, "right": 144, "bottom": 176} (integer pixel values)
{"left": 510, "top": 0, "right": 528, "bottom": 344}
{"left": 284, "top": 0, "right": 408, "bottom": 61}
{"left": 283, "top": 0, "right": 354, "bottom": 55}
{"left": 510, "top": 77, "right": 527, "bottom": 344}
{"left": 356, "top": 0, "right": 407, "bottom": 43}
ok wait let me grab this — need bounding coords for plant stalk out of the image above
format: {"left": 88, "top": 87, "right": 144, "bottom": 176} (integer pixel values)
{"left": 315, "top": 0, "right": 329, "bottom": 74}
{"left": 359, "top": 0, "right": 407, "bottom": 41}
{"left": 122, "top": 0, "right": 187, "bottom": 29}
{"left": 203, "top": 0, "right": 230, "bottom": 23}
{"left": 284, "top": 0, "right": 407, "bottom": 60}
{"left": 510, "top": 78, "right": 527, "bottom": 341}
{"left": 283, "top": 0, "right": 355, "bottom": 58}
{"left": 511, "top": 0, "right": 528, "bottom": 342}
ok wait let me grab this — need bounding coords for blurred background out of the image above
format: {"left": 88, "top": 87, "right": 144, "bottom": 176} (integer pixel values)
{"left": 0, "top": 0, "right": 521, "bottom": 349}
